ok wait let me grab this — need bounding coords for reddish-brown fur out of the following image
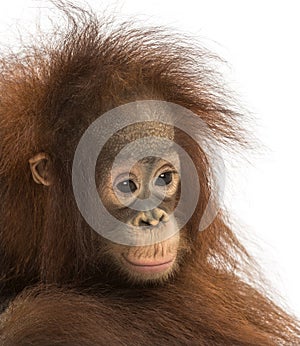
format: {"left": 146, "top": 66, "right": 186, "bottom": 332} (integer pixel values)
{"left": 0, "top": 2, "right": 299, "bottom": 345}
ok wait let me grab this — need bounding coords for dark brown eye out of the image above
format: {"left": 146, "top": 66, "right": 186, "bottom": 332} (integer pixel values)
{"left": 116, "top": 180, "right": 137, "bottom": 194}
{"left": 155, "top": 172, "right": 173, "bottom": 186}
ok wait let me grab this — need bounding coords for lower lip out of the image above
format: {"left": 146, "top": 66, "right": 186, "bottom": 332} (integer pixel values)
{"left": 123, "top": 256, "right": 175, "bottom": 274}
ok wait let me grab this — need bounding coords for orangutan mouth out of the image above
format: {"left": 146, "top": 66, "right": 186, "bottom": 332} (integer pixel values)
{"left": 122, "top": 255, "right": 176, "bottom": 273}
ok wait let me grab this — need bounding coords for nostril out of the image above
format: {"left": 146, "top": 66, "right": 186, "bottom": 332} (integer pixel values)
{"left": 139, "top": 218, "right": 160, "bottom": 227}
{"left": 141, "top": 219, "right": 160, "bottom": 227}
{"left": 159, "top": 211, "right": 169, "bottom": 223}
{"left": 140, "top": 219, "right": 151, "bottom": 226}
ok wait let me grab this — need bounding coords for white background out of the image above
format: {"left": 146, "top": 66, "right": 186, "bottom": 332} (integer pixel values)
{"left": 1, "top": 0, "right": 299, "bottom": 317}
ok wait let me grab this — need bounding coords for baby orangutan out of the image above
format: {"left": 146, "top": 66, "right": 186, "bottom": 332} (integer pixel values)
{"left": 0, "top": 2, "right": 299, "bottom": 345}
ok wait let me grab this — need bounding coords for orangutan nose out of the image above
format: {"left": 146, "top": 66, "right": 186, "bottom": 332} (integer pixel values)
{"left": 132, "top": 208, "right": 169, "bottom": 227}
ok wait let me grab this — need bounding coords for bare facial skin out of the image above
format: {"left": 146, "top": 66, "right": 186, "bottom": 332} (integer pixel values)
{"left": 99, "top": 154, "right": 182, "bottom": 283}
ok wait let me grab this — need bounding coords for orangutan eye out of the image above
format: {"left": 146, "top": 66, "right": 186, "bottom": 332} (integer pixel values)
{"left": 116, "top": 180, "right": 137, "bottom": 193}
{"left": 155, "top": 172, "right": 173, "bottom": 186}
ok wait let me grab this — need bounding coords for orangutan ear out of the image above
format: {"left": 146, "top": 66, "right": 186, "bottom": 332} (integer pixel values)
{"left": 29, "top": 153, "right": 53, "bottom": 186}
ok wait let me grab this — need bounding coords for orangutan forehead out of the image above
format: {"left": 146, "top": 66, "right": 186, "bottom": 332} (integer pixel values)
{"left": 102, "top": 121, "right": 175, "bottom": 153}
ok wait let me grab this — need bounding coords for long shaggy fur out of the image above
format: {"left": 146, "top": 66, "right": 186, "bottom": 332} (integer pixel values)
{"left": 0, "top": 1, "right": 299, "bottom": 345}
